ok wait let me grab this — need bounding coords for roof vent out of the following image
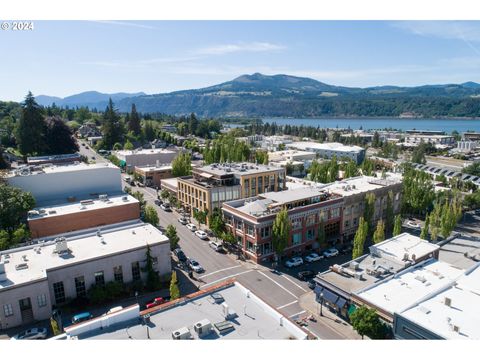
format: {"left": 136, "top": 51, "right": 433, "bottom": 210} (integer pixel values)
{"left": 99, "top": 194, "right": 108, "bottom": 201}
{"left": 54, "top": 237, "right": 68, "bottom": 254}
{"left": 172, "top": 327, "right": 192, "bottom": 340}
{"left": 15, "top": 263, "right": 29, "bottom": 270}
{"left": 444, "top": 297, "right": 452, "bottom": 307}
{"left": 96, "top": 229, "right": 102, "bottom": 237}
{"left": 122, "top": 196, "right": 129, "bottom": 201}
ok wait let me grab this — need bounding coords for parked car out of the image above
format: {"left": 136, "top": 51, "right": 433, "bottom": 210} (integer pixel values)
{"left": 146, "top": 297, "right": 166, "bottom": 309}
{"left": 340, "top": 244, "right": 353, "bottom": 255}
{"left": 105, "top": 306, "right": 123, "bottom": 315}
{"left": 160, "top": 203, "right": 171, "bottom": 212}
{"left": 137, "top": 182, "right": 145, "bottom": 187}
{"left": 178, "top": 217, "right": 188, "bottom": 225}
{"left": 323, "top": 248, "right": 339, "bottom": 258}
{"left": 186, "top": 223, "right": 197, "bottom": 232}
{"left": 187, "top": 258, "right": 204, "bottom": 273}
{"left": 209, "top": 240, "right": 225, "bottom": 252}
{"left": 173, "top": 248, "right": 187, "bottom": 262}
{"left": 154, "top": 199, "right": 162, "bottom": 206}
{"left": 195, "top": 230, "right": 208, "bottom": 240}
{"left": 307, "top": 279, "right": 316, "bottom": 290}
{"left": 285, "top": 257, "right": 304, "bottom": 268}
{"left": 304, "top": 252, "right": 323, "bottom": 263}
{"left": 10, "top": 327, "right": 48, "bottom": 340}
{"left": 406, "top": 220, "right": 420, "bottom": 229}
{"left": 297, "top": 270, "right": 316, "bottom": 281}
{"left": 71, "top": 312, "right": 93, "bottom": 325}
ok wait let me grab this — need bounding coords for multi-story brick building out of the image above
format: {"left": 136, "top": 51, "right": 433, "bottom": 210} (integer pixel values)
{"left": 222, "top": 187, "right": 344, "bottom": 262}
{"left": 177, "top": 163, "right": 286, "bottom": 222}
{"left": 134, "top": 165, "right": 173, "bottom": 188}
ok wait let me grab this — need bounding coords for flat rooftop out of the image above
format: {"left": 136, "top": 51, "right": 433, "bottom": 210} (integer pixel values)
{"left": 27, "top": 153, "right": 81, "bottom": 163}
{"left": 8, "top": 162, "right": 118, "bottom": 177}
{"left": 115, "top": 149, "right": 176, "bottom": 156}
{"left": 268, "top": 149, "right": 316, "bottom": 161}
{"left": 27, "top": 194, "right": 139, "bottom": 221}
{"left": 357, "top": 259, "right": 464, "bottom": 315}
{"left": 399, "top": 263, "right": 480, "bottom": 339}
{"left": 0, "top": 221, "right": 168, "bottom": 290}
{"left": 75, "top": 281, "right": 307, "bottom": 340}
{"left": 195, "top": 162, "right": 283, "bottom": 177}
{"left": 439, "top": 235, "right": 480, "bottom": 269}
{"left": 323, "top": 174, "right": 402, "bottom": 197}
{"left": 288, "top": 141, "right": 364, "bottom": 153}
{"left": 135, "top": 165, "right": 173, "bottom": 172}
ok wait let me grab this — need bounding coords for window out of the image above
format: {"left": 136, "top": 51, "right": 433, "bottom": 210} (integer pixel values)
{"left": 261, "top": 226, "right": 271, "bottom": 238}
{"left": 37, "top": 294, "right": 47, "bottom": 308}
{"left": 306, "top": 229, "right": 315, "bottom": 241}
{"left": 114, "top": 266, "right": 123, "bottom": 283}
{"left": 306, "top": 214, "right": 316, "bottom": 226}
{"left": 246, "top": 241, "right": 255, "bottom": 253}
{"left": 3, "top": 304, "right": 13, "bottom": 317}
{"left": 94, "top": 271, "right": 105, "bottom": 287}
{"left": 131, "top": 262, "right": 141, "bottom": 281}
{"left": 236, "top": 221, "right": 243, "bottom": 231}
{"left": 292, "top": 233, "right": 302, "bottom": 246}
{"left": 53, "top": 281, "right": 65, "bottom": 304}
{"left": 74, "top": 276, "right": 86, "bottom": 297}
{"left": 246, "top": 224, "right": 254, "bottom": 237}
{"left": 292, "top": 218, "right": 302, "bottom": 229}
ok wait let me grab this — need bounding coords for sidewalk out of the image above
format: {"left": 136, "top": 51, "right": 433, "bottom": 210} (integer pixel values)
{"left": 298, "top": 292, "right": 362, "bottom": 340}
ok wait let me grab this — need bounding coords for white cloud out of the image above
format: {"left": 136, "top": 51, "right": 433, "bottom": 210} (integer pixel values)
{"left": 392, "top": 21, "right": 480, "bottom": 42}
{"left": 195, "top": 42, "right": 286, "bottom": 55}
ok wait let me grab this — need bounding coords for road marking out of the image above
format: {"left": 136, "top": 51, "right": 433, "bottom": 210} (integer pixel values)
{"left": 281, "top": 274, "right": 308, "bottom": 292}
{"left": 257, "top": 271, "right": 298, "bottom": 299}
{"left": 288, "top": 310, "right": 306, "bottom": 318}
{"left": 277, "top": 300, "right": 298, "bottom": 310}
{"left": 198, "top": 265, "right": 243, "bottom": 279}
{"left": 199, "top": 270, "right": 254, "bottom": 289}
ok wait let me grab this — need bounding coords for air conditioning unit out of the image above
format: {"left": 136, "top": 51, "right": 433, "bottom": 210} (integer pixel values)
{"left": 54, "top": 237, "right": 68, "bottom": 253}
{"left": 193, "top": 319, "right": 213, "bottom": 338}
{"left": 444, "top": 297, "right": 452, "bottom": 307}
{"left": 122, "top": 196, "right": 129, "bottom": 201}
{"left": 171, "top": 327, "right": 192, "bottom": 340}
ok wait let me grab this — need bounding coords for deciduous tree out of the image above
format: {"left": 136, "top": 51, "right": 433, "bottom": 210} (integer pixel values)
{"left": 272, "top": 208, "right": 291, "bottom": 261}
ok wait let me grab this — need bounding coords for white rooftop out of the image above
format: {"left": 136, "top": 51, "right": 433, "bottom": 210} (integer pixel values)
{"left": 8, "top": 162, "right": 118, "bottom": 177}
{"left": 0, "top": 221, "right": 168, "bottom": 290}
{"left": 288, "top": 141, "right": 364, "bottom": 153}
{"left": 370, "top": 233, "right": 440, "bottom": 263}
{"left": 27, "top": 194, "right": 139, "bottom": 220}
{"left": 135, "top": 165, "right": 173, "bottom": 172}
{"left": 268, "top": 149, "right": 316, "bottom": 161}
{"left": 399, "top": 264, "right": 480, "bottom": 339}
{"left": 323, "top": 174, "right": 402, "bottom": 197}
{"left": 115, "top": 148, "right": 176, "bottom": 156}
{"left": 357, "top": 259, "right": 464, "bottom": 315}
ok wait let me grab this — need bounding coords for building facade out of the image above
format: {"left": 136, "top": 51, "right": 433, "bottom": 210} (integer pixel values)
{"left": 0, "top": 222, "right": 171, "bottom": 330}
{"left": 114, "top": 148, "right": 178, "bottom": 170}
{"left": 177, "top": 163, "right": 286, "bottom": 221}
{"left": 287, "top": 142, "right": 365, "bottom": 164}
{"left": 222, "top": 187, "right": 344, "bottom": 262}
{"left": 134, "top": 165, "right": 173, "bottom": 188}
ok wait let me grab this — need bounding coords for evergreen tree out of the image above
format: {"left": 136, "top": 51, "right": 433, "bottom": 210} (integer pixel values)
{"left": 166, "top": 224, "right": 180, "bottom": 250}
{"left": 363, "top": 193, "right": 376, "bottom": 232}
{"left": 16, "top": 92, "right": 47, "bottom": 155}
{"left": 128, "top": 103, "right": 142, "bottom": 136}
{"left": 352, "top": 217, "right": 368, "bottom": 259}
{"left": 420, "top": 213, "right": 429, "bottom": 240}
{"left": 143, "top": 121, "right": 155, "bottom": 141}
{"left": 385, "top": 190, "right": 394, "bottom": 235}
{"left": 373, "top": 220, "right": 385, "bottom": 244}
{"left": 144, "top": 245, "right": 160, "bottom": 291}
{"left": 169, "top": 271, "right": 180, "bottom": 300}
{"left": 393, "top": 215, "right": 402, "bottom": 236}
{"left": 272, "top": 208, "right": 291, "bottom": 261}
{"left": 101, "top": 98, "right": 124, "bottom": 150}
{"left": 44, "top": 116, "right": 79, "bottom": 154}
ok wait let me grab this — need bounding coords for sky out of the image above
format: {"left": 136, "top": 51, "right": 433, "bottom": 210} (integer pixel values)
{"left": 2, "top": 20, "right": 480, "bottom": 101}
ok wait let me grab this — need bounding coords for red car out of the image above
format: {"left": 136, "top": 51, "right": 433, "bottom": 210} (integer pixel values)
{"left": 145, "top": 297, "right": 166, "bottom": 309}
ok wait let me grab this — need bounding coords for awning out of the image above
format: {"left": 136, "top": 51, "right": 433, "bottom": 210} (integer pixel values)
{"left": 348, "top": 304, "right": 357, "bottom": 316}
{"left": 315, "top": 286, "right": 339, "bottom": 304}
{"left": 336, "top": 297, "right": 347, "bottom": 309}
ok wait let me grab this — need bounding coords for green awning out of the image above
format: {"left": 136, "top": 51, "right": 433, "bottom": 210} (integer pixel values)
{"left": 119, "top": 160, "right": 126, "bottom": 167}
{"left": 348, "top": 304, "right": 357, "bottom": 316}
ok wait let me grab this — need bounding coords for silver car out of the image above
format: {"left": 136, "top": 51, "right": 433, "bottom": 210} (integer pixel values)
{"left": 11, "top": 327, "right": 48, "bottom": 340}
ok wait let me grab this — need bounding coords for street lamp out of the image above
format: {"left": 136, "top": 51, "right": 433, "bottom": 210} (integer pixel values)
{"left": 320, "top": 292, "right": 324, "bottom": 317}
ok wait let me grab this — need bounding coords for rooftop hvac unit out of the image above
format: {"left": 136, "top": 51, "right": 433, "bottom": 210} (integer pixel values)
{"left": 354, "top": 272, "right": 363, "bottom": 280}
{"left": 15, "top": 263, "right": 29, "bottom": 270}
{"left": 222, "top": 302, "right": 237, "bottom": 320}
{"left": 54, "top": 237, "right": 68, "bottom": 253}
{"left": 193, "top": 319, "right": 213, "bottom": 338}
{"left": 38, "top": 209, "right": 46, "bottom": 214}
{"left": 349, "top": 261, "right": 359, "bottom": 270}
{"left": 444, "top": 297, "right": 452, "bottom": 307}
{"left": 28, "top": 210, "right": 40, "bottom": 217}
{"left": 171, "top": 327, "right": 192, "bottom": 340}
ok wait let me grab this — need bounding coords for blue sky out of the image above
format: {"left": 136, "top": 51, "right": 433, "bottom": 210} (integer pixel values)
{"left": 2, "top": 20, "right": 480, "bottom": 101}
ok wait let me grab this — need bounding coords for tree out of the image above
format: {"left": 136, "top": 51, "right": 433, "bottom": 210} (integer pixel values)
{"left": 411, "top": 141, "right": 427, "bottom": 164}
{"left": 373, "top": 220, "right": 385, "bottom": 244}
{"left": 363, "top": 193, "right": 376, "bottom": 232}
{"left": 144, "top": 245, "right": 160, "bottom": 291}
{"left": 16, "top": 92, "right": 47, "bottom": 155}
{"left": 166, "top": 224, "right": 180, "bottom": 250}
{"left": 143, "top": 121, "right": 155, "bottom": 141}
{"left": 385, "top": 191, "right": 394, "bottom": 235}
{"left": 462, "top": 162, "right": 480, "bottom": 177}
{"left": 193, "top": 209, "right": 208, "bottom": 228}
{"left": 124, "top": 139, "right": 134, "bottom": 150}
{"left": 420, "top": 213, "right": 429, "bottom": 240}
{"left": 272, "top": 208, "right": 291, "bottom": 261}
{"left": 169, "top": 271, "right": 180, "bottom": 300}
{"left": 101, "top": 98, "right": 124, "bottom": 150}
{"left": 209, "top": 208, "right": 226, "bottom": 239}
{"left": 352, "top": 217, "right": 368, "bottom": 259}
{"left": 172, "top": 152, "right": 192, "bottom": 177}
{"left": 350, "top": 306, "right": 388, "bottom": 339}
{"left": 44, "top": 116, "right": 79, "bottom": 155}
{"left": 0, "top": 184, "right": 35, "bottom": 233}
{"left": 316, "top": 222, "right": 326, "bottom": 249}
{"left": 0, "top": 147, "right": 9, "bottom": 169}
{"left": 393, "top": 215, "right": 402, "bottom": 237}
{"left": 144, "top": 205, "right": 159, "bottom": 227}
{"left": 127, "top": 103, "right": 142, "bottom": 136}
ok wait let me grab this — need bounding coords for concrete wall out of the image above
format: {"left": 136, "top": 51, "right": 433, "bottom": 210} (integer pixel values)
{"left": 28, "top": 202, "right": 140, "bottom": 238}
{"left": 8, "top": 166, "right": 122, "bottom": 205}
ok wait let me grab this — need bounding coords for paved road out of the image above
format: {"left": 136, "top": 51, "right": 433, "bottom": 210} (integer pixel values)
{"left": 77, "top": 139, "right": 107, "bottom": 164}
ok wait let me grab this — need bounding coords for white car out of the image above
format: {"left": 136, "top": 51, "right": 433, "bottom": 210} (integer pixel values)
{"left": 285, "top": 257, "right": 304, "bottom": 268}
{"left": 11, "top": 327, "right": 48, "bottom": 340}
{"left": 186, "top": 223, "right": 197, "bottom": 232}
{"left": 187, "top": 258, "right": 204, "bottom": 273}
{"left": 323, "top": 248, "right": 339, "bottom": 258}
{"left": 195, "top": 230, "right": 208, "bottom": 240}
{"left": 209, "top": 240, "right": 225, "bottom": 252}
{"left": 178, "top": 217, "right": 188, "bottom": 225}
{"left": 305, "top": 252, "right": 323, "bottom": 263}
{"left": 406, "top": 220, "right": 420, "bottom": 229}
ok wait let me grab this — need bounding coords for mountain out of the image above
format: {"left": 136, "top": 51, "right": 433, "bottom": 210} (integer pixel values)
{"left": 36, "top": 74, "right": 480, "bottom": 118}
{"left": 36, "top": 91, "right": 146, "bottom": 109}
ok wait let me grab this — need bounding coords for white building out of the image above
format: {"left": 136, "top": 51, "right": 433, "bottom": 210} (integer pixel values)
{"left": 7, "top": 163, "right": 122, "bottom": 206}
{"left": 287, "top": 141, "right": 365, "bottom": 164}
{"left": 456, "top": 140, "right": 478, "bottom": 153}
{"left": 404, "top": 134, "right": 455, "bottom": 149}
{"left": 114, "top": 148, "right": 179, "bottom": 170}
{"left": 0, "top": 221, "right": 171, "bottom": 330}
